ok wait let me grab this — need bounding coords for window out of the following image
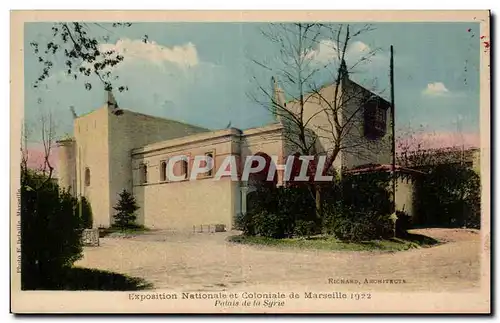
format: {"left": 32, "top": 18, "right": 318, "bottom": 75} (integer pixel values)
{"left": 160, "top": 161, "right": 167, "bottom": 182}
{"left": 205, "top": 152, "right": 214, "bottom": 177}
{"left": 84, "top": 168, "right": 90, "bottom": 186}
{"left": 364, "top": 99, "right": 387, "bottom": 139}
{"left": 180, "top": 160, "right": 188, "bottom": 179}
{"left": 140, "top": 164, "right": 148, "bottom": 184}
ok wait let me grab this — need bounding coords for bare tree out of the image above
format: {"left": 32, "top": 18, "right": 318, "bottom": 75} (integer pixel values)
{"left": 396, "top": 124, "right": 474, "bottom": 169}
{"left": 39, "top": 110, "right": 57, "bottom": 180}
{"left": 21, "top": 109, "right": 58, "bottom": 190}
{"left": 20, "top": 119, "right": 31, "bottom": 178}
{"left": 249, "top": 23, "right": 387, "bottom": 216}
{"left": 396, "top": 124, "right": 437, "bottom": 168}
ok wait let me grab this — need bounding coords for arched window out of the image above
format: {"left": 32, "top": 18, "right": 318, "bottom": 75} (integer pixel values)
{"left": 84, "top": 168, "right": 91, "bottom": 186}
{"left": 160, "top": 161, "right": 167, "bottom": 182}
{"left": 140, "top": 164, "right": 148, "bottom": 184}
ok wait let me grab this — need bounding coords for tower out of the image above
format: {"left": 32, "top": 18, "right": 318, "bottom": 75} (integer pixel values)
{"left": 56, "top": 138, "right": 77, "bottom": 196}
{"left": 271, "top": 76, "right": 286, "bottom": 122}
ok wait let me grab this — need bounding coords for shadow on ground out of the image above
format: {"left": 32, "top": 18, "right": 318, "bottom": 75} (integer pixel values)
{"left": 403, "top": 232, "right": 441, "bottom": 246}
{"left": 24, "top": 267, "right": 153, "bottom": 291}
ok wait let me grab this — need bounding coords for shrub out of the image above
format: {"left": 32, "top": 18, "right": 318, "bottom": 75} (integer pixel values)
{"left": 294, "top": 220, "right": 316, "bottom": 238}
{"left": 253, "top": 211, "right": 292, "bottom": 239}
{"left": 21, "top": 170, "right": 84, "bottom": 290}
{"left": 395, "top": 210, "right": 412, "bottom": 238}
{"left": 340, "top": 172, "right": 392, "bottom": 216}
{"left": 415, "top": 163, "right": 481, "bottom": 228}
{"left": 113, "top": 189, "right": 140, "bottom": 230}
{"left": 322, "top": 172, "right": 394, "bottom": 241}
{"left": 241, "top": 185, "right": 317, "bottom": 238}
{"left": 234, "top": 211, "right": 255, "bottom": 236}
{"left": 325, "top": 206, "right": 393, "bottom": 242}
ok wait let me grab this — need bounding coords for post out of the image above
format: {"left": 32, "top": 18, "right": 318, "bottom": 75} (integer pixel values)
{"left": 390, "top": 45, "right": 396, "bottom": 213}
{"left": 390, "top": 45, "right": 397, "bottom": 237}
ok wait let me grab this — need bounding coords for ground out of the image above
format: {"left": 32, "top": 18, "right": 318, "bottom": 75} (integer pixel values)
{"left": 76, "top": 228, "right": 482, "bottom": 292}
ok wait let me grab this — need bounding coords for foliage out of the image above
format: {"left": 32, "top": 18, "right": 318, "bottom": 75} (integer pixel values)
{"left": 253, "top": 211, "right": 291, "bottom": 239}
{"left": 322, "top": 172, "right": 394, "bottom": 241}
{"left": 323, "top": 204, "right": 393, "bottom": 242}
{"left": 339, "top": 172, "right": 392, "bottom": 216}
{"left": 395, "top": 210, "right": 412, "bottom": 238}
{"left": 29, "top": 22, "right": 136, "bottom": 92}
{"left": 78, "top": 196, "right": 93, "bottom": 229}
{"left": 241, "top": 171, "right": 394, "bottom": 241}
{"left": 21, "top": 170, "right": 84, "bottom": 290}
{"left": 242, "top": 185, "right": 317, "bottom": 238}
{"left": 234, "top": 211, "right": 256, "bottom": 236}
{"left": 294, "top": 220, "right": 316, "bottom": 238}
{"left": 112, "top": 189, "right": 140, "bottom": 230}
{"left": 415, "top": 163, "right": 480, "bottom": 228}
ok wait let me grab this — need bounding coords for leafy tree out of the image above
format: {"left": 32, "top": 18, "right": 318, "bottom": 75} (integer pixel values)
{"left": 29, "top": 22, "right": 138, "bottom": 93}
{"left": 21, "top": 170, "right": 84, "bottom": 290}
{"left": 113, "top": 189, "right": 140, "bottom": 229}
{"left": 415, "top": 163, "right": 480, "bottom": 228}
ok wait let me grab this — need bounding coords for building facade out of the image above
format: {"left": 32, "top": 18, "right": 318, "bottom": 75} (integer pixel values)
{"left": 57, "top": 69, "right": 396, "bottom": 231}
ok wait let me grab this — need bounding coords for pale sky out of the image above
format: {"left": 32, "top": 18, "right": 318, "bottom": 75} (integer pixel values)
{"left": 24, "top": 22, "right": 481, "bottom": 148}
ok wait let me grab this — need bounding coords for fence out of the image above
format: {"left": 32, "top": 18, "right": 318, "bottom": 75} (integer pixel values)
{"left": 82, "top": 228, "right": 100, "bottom": 246}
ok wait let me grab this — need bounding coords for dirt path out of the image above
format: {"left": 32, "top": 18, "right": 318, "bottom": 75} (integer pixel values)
{"left": 76, "top": 228, "right": 482, "bottom": 292}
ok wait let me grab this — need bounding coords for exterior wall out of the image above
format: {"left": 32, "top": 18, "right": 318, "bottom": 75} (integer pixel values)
{"left": 339, "top": 79, "right": 392, "bottom": 169}
{"left": 241, "top": 124, "right": 285, "bottom": 185}
{"left": 395, "top": 176, "right": 415, "bottom": 218}
{"left": 283, "top": 78, "right": 392, "bottom": 172}
{"left": 472, "top": 149, "right": 481, "bottom": 174}
{"left": 285, "top": 83, "right": 343, "bottom": 170}
{"left": 56, "top": 138, "right": 77, "bottom": 196}
{"left": 131, "top": 128, "right": 241, "bottom": 230}
{"left": 74, "top": 107, "right": 111, "bottom": 228}
{"left": 134, "top": 179, "right": 236, "bottom": 230}
{"left": 107, "top": 109, "right": 208, "bottom": 227}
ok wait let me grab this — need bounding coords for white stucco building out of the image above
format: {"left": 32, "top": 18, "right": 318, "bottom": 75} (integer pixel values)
{"left": 57, "top": 67, "right": 404, "bottom": 231}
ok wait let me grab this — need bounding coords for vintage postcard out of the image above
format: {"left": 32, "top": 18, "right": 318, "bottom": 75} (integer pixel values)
{"left": 10, "top": 10, "right": 491, "bottom": 314}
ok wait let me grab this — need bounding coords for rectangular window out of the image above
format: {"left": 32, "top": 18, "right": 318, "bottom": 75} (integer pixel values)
{"left": 364, "top": 99, "right": 387, "bottom": 139}
{"left": 160, "top": 160, "right": 167, "bottom": 182}
{"left": 205, "top": 152, "right": 214, "bottom": 177}
{"left": 180, "top": 160, "right": 188, "bottom": 179}
{"left": 140, "top": 164, "right": 148, "bottom": 184}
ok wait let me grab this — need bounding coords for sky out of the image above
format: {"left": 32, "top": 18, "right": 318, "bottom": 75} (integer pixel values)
{"left": 24, "top": 22, "right": 483, "bottom": 159}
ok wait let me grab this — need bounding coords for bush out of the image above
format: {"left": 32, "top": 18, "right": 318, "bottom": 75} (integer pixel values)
{"left": 324, "top": 205, "right": 394, "bottom": 242}
{"left": 294, "top": 220, "right": 316, "bottom": 238}
{"left": 340, "top": 172, "right": 392, "bottom": 216}
{"left": 21, "top": 170, "right": 84, "bottom": 290}
{"left": 234, "top": 211, "right": 255, "bottom": 236}
{"left": 415, "top": 163, "right": 481, "bottom": 228}
{"left": 322, "top": 172, "right": 394, "bottom": 242}
{"left": 253, "top": 211, "right": 290, "bottom": 239}
{"left": 395, "top": 210, "right": 412, "bottom": 238}
{"left": 242, "top": 186, "right": 317, "bottom": 238}
{"left": 113, "top": 189, "right": 140, "bottom": 230}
